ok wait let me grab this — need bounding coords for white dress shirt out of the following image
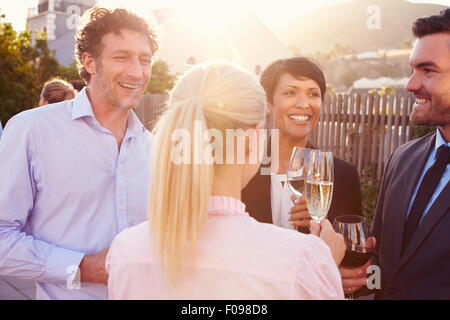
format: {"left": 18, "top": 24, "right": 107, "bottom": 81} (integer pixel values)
{"left": 270, "top": 174, "right": 296, "bottom": 230}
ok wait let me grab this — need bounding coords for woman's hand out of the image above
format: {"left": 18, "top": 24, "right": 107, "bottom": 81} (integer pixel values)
{"left": 288, "top": 195, "right": 312, "bottom": 229}
{"left": 310, "top": 219, "right": 346, "bottom": 266}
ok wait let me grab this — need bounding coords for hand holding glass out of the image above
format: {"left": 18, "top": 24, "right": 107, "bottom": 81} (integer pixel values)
{"left": 333, "top": 215, "right": 374, "bottom": 299}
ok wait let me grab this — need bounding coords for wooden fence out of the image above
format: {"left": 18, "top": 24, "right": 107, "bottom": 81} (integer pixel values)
{"left": 134, "top": 94, "right": 168, "bottom": 130}
{"left": 310, "top": 93, "right": 415, "bottom": 180}
{"left": 135, "top": 93, "right": 416, "bottom": 180}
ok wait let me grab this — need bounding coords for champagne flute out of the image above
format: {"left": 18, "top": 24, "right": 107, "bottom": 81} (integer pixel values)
{"left": 287, "top": 147, "right": 317, "bottom": 233}
{"left": 333, "top": 215, "right": 374, "bottom": 300}
{"left": 305, "top": 151, "right": 334, "bottom": 222}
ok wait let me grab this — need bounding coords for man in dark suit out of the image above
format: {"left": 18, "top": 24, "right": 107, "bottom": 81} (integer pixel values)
{"left": 371, "top": 9, "right": 450, "bottom": 299}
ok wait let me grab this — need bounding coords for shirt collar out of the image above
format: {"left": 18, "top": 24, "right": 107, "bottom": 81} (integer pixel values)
{"left": 435, "top": 128, "right": 450, "bottom": 151}
{"left": 71, "top": 87, "right": 96, "bottom": 120}
{"left": 126, "top": 109, "right": 147, "bottom": 137}
{"left": 71, "top": 87, "right": 147, "bottom": 137}
{"left": 208, "top": 196, "right": 248, "bottom": 217}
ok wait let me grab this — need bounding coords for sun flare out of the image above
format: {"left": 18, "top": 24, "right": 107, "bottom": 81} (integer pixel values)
{"left": 176, "top": 1, "right": 245, "bottom": 39}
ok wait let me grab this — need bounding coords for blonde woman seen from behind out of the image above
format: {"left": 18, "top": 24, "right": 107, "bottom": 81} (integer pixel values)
{"left": 106, "top": 61, "right": 345, "bottom": 299}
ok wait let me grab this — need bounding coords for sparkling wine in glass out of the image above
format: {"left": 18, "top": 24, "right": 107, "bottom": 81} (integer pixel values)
{"left": 305, "top": 151, "right": 334, "bottom": 222}
{"left": 333, "top": 215, "right": 374, "bottom": 300}
{"left": 287, "top": 147, "right": 316, "bottom": 197}
{"left": 287, "top": 147, "right": 317, "bottom": 233}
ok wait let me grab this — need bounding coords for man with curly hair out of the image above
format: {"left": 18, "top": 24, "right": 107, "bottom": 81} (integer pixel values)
{"left": 0, "top": 7, "right": 158, "bottom": 299}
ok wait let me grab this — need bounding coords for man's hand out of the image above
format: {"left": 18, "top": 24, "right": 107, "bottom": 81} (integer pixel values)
{"left": 339, "top": 237, "right": 376, "bottom": 295}
{"left": 289, "top": 195, "right": 312, "bottom": 229}
{"left": 79, "top": 248, "right": 109, "bottom": 285}
{"left": 310, "top": 219, "right": 346, "bottom": 266}
{"left": 339, "top": 260, "right": 371, "bottom": 295}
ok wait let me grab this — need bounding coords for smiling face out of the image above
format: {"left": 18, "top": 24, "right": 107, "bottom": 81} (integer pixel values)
{"left": 86, "top": 29, "right": 153, "bottom": 110}
{"left": 269, "top": 73, "right": 322, "bottom": 144}
{"left": 405, "top": 33, "right": 450, "bottom": 129}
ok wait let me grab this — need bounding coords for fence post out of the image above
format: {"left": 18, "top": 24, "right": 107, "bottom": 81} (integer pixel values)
{"left": 393, "top": 94, "right": 401, "bottom": 150}
{"left": 376, "top": 95, "right": 387, "bottom": 180}
{"left": 352, "top": 94, "right": 361, "bottom": 171}
{"left": 346, "top": 94, "right": 355, "bottom": 162}
{"left": 407, "top": 94, "right": 414, "bottom": 141}
{"left": 323, "top": 94, "right": 331, "bottom": 151}
{"left": 341, "top": 94, "right": 350, "bottom": 161}
{"left": 336, "top": 94, "right": 343, "bottom": 158}
{"left": 357, "top": 95, "right": 367, "bottom": 178}
{"left": 385, "top": 94, "right": 395, "bottom": 164}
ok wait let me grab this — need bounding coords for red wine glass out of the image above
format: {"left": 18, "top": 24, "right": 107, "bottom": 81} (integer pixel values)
{"left": 333, "top": 215, "right": 374, "bottom": 300}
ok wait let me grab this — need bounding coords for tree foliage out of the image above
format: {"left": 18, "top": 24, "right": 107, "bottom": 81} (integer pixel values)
{"left": 58, "top": 61, "right": 82, "bottom": 81}
{"left": 145, "top": 60, "right": 178, "bottom": 94}
{"left": 0, "top": 15, "right": 62, "bottom": 124}
{"left": 0, "top": 15, "right": 38, "bottom": 124}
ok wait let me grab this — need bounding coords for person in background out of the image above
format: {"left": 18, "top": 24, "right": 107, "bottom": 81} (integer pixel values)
{"left": 106, "top": 61, "right": 345, "bottom": 299}
{"left": 0, "top": 7, "right": 158, "bottom": 299}
{"left": 241, "top": 57, "right": 365, "bottom": 296}
{"left": 370, "top": 8, "right": 450, "bottom": 300}
{"left": 39, "top": 78, "right": 78, "bottom": 106}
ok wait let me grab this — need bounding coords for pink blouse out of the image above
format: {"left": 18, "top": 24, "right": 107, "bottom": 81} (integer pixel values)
{"left": 106, "top": 196, "right": 344, "bottom": 300}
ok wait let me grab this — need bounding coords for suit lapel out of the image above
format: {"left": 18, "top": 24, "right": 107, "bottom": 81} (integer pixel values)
{"left": 253, "top": 134, "right": 273, "bottom": 223}
{"left": 391, "top": 134, "right": 436, "bottom": 268}
{"left": 386, "top": 134, "right": 436, "bottom": 265}
{"left": 256, "top": 137, "right": 316, "bottom": 225}
{"left": 395, "top": 179, "right": 449, "bottom": 273}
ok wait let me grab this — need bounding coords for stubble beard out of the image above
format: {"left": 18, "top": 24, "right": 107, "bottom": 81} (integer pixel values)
{"left": 411, "top": 93, "right": 450, "bottom": 127}
{"left": 95, "top": 61, "right": 138, "bottom": 110}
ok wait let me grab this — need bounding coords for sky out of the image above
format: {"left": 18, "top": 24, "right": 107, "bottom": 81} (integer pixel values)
{"left": 0, "top": 0, "right": 449, "bottom": 32}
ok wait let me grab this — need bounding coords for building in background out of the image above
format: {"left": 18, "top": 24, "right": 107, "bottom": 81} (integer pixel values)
{"left": 26, "top": 0, "right": 97, "bottom": 66}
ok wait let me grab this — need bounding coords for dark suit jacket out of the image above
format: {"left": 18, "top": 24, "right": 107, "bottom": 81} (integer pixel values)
{"left": 371, "top": 132, "right": 450, "bottom": 300}
{"left": 242, "top": 141, "right": 363, "bottom": 228}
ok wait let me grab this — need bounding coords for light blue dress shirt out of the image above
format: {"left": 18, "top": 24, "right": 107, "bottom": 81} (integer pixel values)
{"left": 0, "top": 88, "right": 153, "bottom": 299}
{"left": 406, "top": 129, "right": 450, "bottom": 224}
{"left": 0, "top": 120, "right": 3, "bottom": 139}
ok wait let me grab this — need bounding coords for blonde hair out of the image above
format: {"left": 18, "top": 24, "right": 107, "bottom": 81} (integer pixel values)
{"left": 148, "top": 61, "right": 266, "bottom": 285}
{"left": 41, "top": 78, "right": 77, "bottom": 104}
